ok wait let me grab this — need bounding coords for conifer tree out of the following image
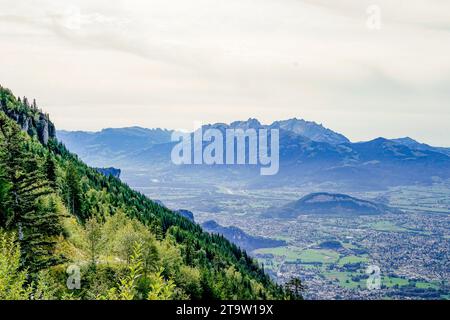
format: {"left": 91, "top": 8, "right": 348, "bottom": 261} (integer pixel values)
{"left": 0, "top": 114, "right": 64, "bottom": 273}
{"left": 20, "top": 195, "right": 65, "bottom": 273}
{"left": 0, "top": 167, "right": 11, "bottom": 227}
{"left": 0, "top": 114, "right": 30, "bottom": 226}
{"left": 65, "top": 162, "right": 82, "bottom": 218}
{"left": 45, "top": 153, "right": 58, "bottom": 189}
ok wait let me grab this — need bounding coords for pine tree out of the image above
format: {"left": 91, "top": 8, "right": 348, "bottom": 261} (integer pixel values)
{"left": 0, "top": 114, "right": 31, "bottom": 226}
{"left": 20, "top": 195, "right": 65, "bottom": 273}
{"left": 45, "top": 153, "right": 58, "bottom": 189}
{"left": 65, "top": 163, "right": 82, "bottom": 218}
{"left": 22, "top": 96, "right": 29, "bottom": 108}
{"left": 0, "top": 114, "right": 64, "bottom": 273}
{"left": 0, "top": 166, "right": 11, "bottom": 227}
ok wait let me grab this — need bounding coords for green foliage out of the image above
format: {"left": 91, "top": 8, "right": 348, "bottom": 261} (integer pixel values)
{"left": 21, "top": 194, "right": 66, "bottom": 274}
{"left": 33, "top": 269, "right": 60, "bottom": 300}
{"left": 147, "top": 267, "right": 176, "bottom": 300}
{"left": 0, "top": 230, "right": 32, "bottom": 300}
{"left": 111, "top": 241, "right": 145, "bottom": 300}
{"left": 177, "top": 265, "right": 202, "bottom": 299}
{"left": 45, "top": 153, "right": 58, "bottom": 189}
{"left": 64, "top": 163, "right": 82, "bottom": 218}
{"left": 0, "top": 85, "right": 287, "bottom": 300}
{"left": 84, "top": 218, "right": 105, "bottom": 266}
{"left": 0, "top": 167, "right": 10, "bottom": 226}
{"left": 0, "top": 112, "right": 65, "bottom": 274}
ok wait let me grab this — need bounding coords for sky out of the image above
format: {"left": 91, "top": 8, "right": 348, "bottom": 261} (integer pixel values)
{"left": 1, "top": 0, "right": 449, "bottom": 146}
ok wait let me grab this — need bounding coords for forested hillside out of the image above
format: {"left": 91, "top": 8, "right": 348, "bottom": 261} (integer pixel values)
{"left": 0, "top": 85, "right": 294, "bottom": 300}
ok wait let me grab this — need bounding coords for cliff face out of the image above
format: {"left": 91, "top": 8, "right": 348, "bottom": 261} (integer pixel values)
{"left": 0, "top": 86, "right": 56, "bottom": 145}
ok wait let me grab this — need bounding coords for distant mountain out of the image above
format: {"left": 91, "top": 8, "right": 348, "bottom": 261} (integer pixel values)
{"left": 57, "top": 119, "right": 450, "bottom": 190}
{"left": 202, "top": 220, "right": 287, "bottom": 252}
{"left": 262, "top": 192, "right": 401, "bottom": 218}
{"left": 57, "top": 127, "right": 173, "bottom": 166}
{"left": 244, "top": 134, "right": 450, "bottom": 190}
{"left": 391, "top": 137, "right": 450, "bottom": 157}
{"left": 202, "top": 117, "right": 349, "bottom": 144}
{"left": 57, "top": 118, "right": 348, "bottom": 163}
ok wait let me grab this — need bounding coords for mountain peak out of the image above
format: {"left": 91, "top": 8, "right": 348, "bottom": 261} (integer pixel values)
{"left": 396, "top": 137, "right": 418, "bottom": 143}
{"left": 370, "top": 137, "right": 391, "bottom": 143}
{"left": 270, "top": 118, "right": 349, "bottom": 145}
{"left": 229, "top": 118, "right": 262, "bottom": 129}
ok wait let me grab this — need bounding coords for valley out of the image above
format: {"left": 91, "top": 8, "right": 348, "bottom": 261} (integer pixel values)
{"left": 126, "top": 174, "right": 450, "bottom": 300}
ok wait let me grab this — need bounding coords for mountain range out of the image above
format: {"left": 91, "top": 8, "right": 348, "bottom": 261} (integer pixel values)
{"left": 57, "top": 127, "right": 172, "bottom": 165}
{"left": 57, "top": 118, "right": 450, "bottom": 190}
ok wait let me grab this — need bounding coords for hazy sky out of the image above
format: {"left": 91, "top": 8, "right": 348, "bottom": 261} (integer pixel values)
{"left": 1, "top": 0, "right": 449, "bottom": 145}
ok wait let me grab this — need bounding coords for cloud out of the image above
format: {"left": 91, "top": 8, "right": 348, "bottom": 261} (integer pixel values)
{"left": 300, "top": 0, "right": 450, "bottom": 31}
{"left": 56, "top": 5, "right": 129, "bottom": 31}
{"left": 0, "top": 0, "right": 449, "bottom": 145}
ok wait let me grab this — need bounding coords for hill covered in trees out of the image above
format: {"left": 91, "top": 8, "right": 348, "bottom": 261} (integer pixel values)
{"left": 263, "top": 192, "right": 400, "bottom": 218}
{"left": 0, "top": 85, "right": 296, "bottom": 300}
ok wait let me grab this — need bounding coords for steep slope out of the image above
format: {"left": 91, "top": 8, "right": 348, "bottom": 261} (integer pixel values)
{"left": 0, "top": 85, "right": 287, "bottom": 300}
{"left": 263, "top": 192, "right": 401, "bottom": 218}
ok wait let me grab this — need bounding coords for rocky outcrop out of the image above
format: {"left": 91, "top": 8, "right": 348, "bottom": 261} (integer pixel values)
{"left": 1, "top": 86, "right": 121, "bottom": 180}
{"left": 36, "top": 114, "right": 55, "bottom": 145}
{"left": 0, "top": 95, "right": 56, "bottom": 145}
